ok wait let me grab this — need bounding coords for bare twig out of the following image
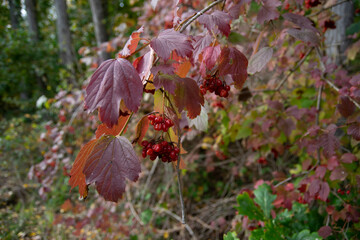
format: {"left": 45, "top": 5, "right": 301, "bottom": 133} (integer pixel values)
{"left": 315, "top": 47, "right": 360, "bottom": 110}
{"left": 153, "top": 207, "right": 197, "bottom": 240}
{"left": 309, "top": 0, "right": 351, "bottom": 17}
{"left": 275, "top": 47, "right": 314, "bottom": 91}
{"left": 126, "top": 189, "right": 144, "bottom": 225}
{"left": 180, "top": 0, "right": 225, "bottom": 33}
{"left": 176, "top": 125, "right": 186, "bottom": 224}
{"left": 140, "top": 158, "right": 159, "bottom": 204}
{"left": 67, "top": 103, "right": 83, "bottom": 127}
{"left": 316, "top": 85, "right": 323, "bottom": 165}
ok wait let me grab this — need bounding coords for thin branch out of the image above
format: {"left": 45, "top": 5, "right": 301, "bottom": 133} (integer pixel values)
{"left": 275, "top": 47, "right": 313, "bottom": 91}
{"left": 315, "top": 85, "right": 323, "bottom": 165}
{"left": 119, "top": 112, "right": 133, "bottom": 136}
{"left": 140, "top": 158, "right": 159, "bottom": 205}
{"left": 153, "top": 207, "right": 197, "bottom": 240}
{"left": 179, "top": 0, "right": 225, "bottom": 33}
{"left": 126, "top": 188, "right": 144, "bottom": 226}
{"left": 309, "top": 0, "right": 351, "bottom": 18}
{"left": 176, "top": 125, "right": 186, "bottom": 224}
{"left": 315, "top": 47, "right": 360, "bottom": 110}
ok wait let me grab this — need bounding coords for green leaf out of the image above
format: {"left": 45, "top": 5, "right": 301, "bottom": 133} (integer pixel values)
{"left": 236, "top": 192, "right": 264, "bottom": 220}
{"left": 224, "top": 231, "right": 240, "bottom": 240}
{"left": 346, "top": 21, "right": 360, "bottom": 35}
{"left": 250, "top": 228, "right": 265, "bottom": 240}
{"left": 290, "top": 229, "right": 321, "bottom": 240}
{"left": 140, "top": 209, "right": 153, "bottom": 225}
{"left": 253, "top": 184, "right": 277, "bottom": 219}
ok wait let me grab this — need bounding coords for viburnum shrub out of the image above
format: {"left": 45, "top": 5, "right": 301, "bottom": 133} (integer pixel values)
{"left": 31, "top": 0, "right": 360, "bottom": 239}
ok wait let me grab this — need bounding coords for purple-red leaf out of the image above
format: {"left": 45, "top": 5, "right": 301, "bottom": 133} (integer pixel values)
{"left": 287, "top": 28, "right": 320, "bottom": 46}
{"left": 341, "top": 153, "right": 357, "bottom": 163}
{"left": 319, "top": 124, "right": 340, "bottom": 158}
{"left": 218, "top": 47, "right": 248, "bottom": 89}
{"left": 257, "top": 0, "right": 281, "bottom": 24}
{"left": 248, "top": 47, "right": 273, "bottom": 74}
{"left": 330, "top": 167, "right": 348, "bottom": 181}
{"left": 337, "top": 96, "right": 355, "bottom": 118}
{"left": 174, "top": 78, "right": 204, "bottom": 119}
{"left": 83, "top": 136, "right": 141, "bottom": 202}
{"left": 150, "top": 29, "right": 193, "bottom": 61}
{"left": 283, "top": 13, "right": 318, "bottom": 33}
{"left": 193, "top": 34, "right": 212, "bottom": 62}
{"left": 200, "top": 45, "right": 221, "bottom": 75}
{"left": 318, "top": 226, "right": 332, "bottom": 238}
{"left": 95, "top": 115, "right": 130, "bottom": 138}
{"left": 84, "top": 58, "right": 143, "bottom": 128}
{"left": 153, "top": 74, "right": 177, "bottom": 94}
{"left": 315, "top": 165, "right": 327, "bottom": 179}
{"left": 197, "top": 10, "right": 232, "bottom": 36}
{"left": 133, "top": 115, "right": 150, "bottom": 145}
{"left": 348, "top": 123, "right": 360, "bottom": 140}
{"left": 119, "top": 26, "right": 144, "bottom": 58}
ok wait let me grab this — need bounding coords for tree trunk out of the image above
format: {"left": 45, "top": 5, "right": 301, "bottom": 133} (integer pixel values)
{"left": 24, "top": 0, "right": 40, "bottom": 41}
{"left": 8, "top": 0, "right": 21, "bottom": 29}
{"left": 89, "top": 0, "right": 111, "bottom": 62}
{"left": 54, "top": 0, "right": 76, "bottom": 67}
{"left": 325, "top": 0, "right": 354, "bottom": 65}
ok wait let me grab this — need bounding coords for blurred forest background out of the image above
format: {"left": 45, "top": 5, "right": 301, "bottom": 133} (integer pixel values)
{"left": 1, "top": 0, "right": 360, "bottom": 239}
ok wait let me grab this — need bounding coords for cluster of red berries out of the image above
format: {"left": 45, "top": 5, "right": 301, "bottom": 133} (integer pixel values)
{"left": 305, "top": 0, "right": 321, "bottom": 8}
{"left": 200, "top": 76, "right": 230, "bottom": 98}
{"left": 141, "top": 140, "right": 180, "bottom": 162}
{"left": 337, "top": 188, "right": 351, "bottom": 195}
{"left": 148, "top": 114, "right": 174, "bottom": 132}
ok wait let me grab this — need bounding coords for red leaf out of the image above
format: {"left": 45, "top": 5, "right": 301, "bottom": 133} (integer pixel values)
{"left": 153, "top": 74, "right": 178, "bottom": 94}
{"left": 118, "top": 26, "right": 144, "bottom": 58}
{"left": 84, "top": 59, "right": 143, "bottom": 128}
{"left": 283, "top": 13, "right": 318, "bottom": 33}
{"left": 318, "top": 226, "right": 332, "bottom": 238}
{"left": 347, "top": 122, "right": 360, "bottom": 140}
{"left": 329, "top": 167, "right": 348, "bottom": 181}
{"left": 174, "top": 78, "right": 204, "bottom": 119}
{"left": 69, "top": 139, "right": 97, "bottom": 198}
{"left": 200, "top": 45, "right": 221, "bottom": 73}
{"left": 133, "top": 115, "right": 150, "bottom": 145}
{"left": 327, "top": 156, "right": 339, "bottom": 171}
{"left": 218, "top": 47, "right": 248, "bottom": 89}
{"left": 134, "top": 50, "right": 155, "bottom": 81}
{"left": 337, "top": 96, "right": 355, "bottom": 118}
{"left": 341, "top": 153, "right": 357, "bottom": 163}
{"left": 197, "top": 10, "right": 232, "bottom": 37}
{"left": 150, "top": 29, "right": 193, "bottom": 61}
{"left": 315, "top": 165, "right": 327, "bottom": 179}
{"left": 319, "top": 124, "right": 340, "bottom": 158}
{"left": 278, "top": 118, "right": 295, "bottom": 137}
{"left": 257, "top": 0, "right": 281, "bottom": 24}
{"left": 287, "top": 28, "right": 320, "bottom": 46}
{"left": 318, "top": 181, "right": 330, "bottom": 201}
{"left": 193, "top": 34, "right": 212, "bottom": 62}
{"left": 309, "top": 179, "right": 321, "bottom": 196}
{"left": 83, "top": 136, "right": 141, "bottom": 202}
{"left": 95, "top": 115, "right": 130, "bottom": 138}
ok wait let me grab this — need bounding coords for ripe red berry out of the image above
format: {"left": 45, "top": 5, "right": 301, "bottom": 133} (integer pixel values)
{"left": 147, "top": 149, "right": 154, "bottom": 156}
{"left": 152, "top": 144, "right": 162, "bottom": 152}
{"left": 170, "top": 151, "right": 177, "bottom": 159}
{"left": 141, "top": 140, "right": 149, "bottom": 147}
{"left": 173, "top": 147, "right": 180, "bottom": 154}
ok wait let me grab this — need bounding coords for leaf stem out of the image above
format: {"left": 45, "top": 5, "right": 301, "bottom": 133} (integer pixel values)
{"left": 179, "top": 0, "right": 225, "bottom": 33}
{"left": 119, "top": 112, "right": 133, "bottom": 136}
{"left": 125, "top": 42, "right": 150, "bottom": 60}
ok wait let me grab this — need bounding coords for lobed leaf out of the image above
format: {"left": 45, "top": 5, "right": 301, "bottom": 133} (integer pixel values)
{"left": 287, "top": 28, "right": 319, "bottom": 46}
{"left": 193, "top": 34, "right": 213, "bottom": 62}
{"left": 133, "top": 115, "right": 150, "bottom": 145}
{"left": 84, "top": 58, "right": 143, "bottom": 128}
{"left": 257, "top": 0, "right": 281, "bottom": 24}
{"left": 174, "top": 77, "right": 204, "bottom": 119}
{"left": 150, "top": 29, "right": 193, "bottom": 61}
{"left": 118, "top": 26, "right": 144, "bottom": 58}
{"left": 197, "top": 10, "right": 232, "bottom": 36}
{"left": 283, "top": 13, "right": 318, "bottom": 33}
{"left": 95, "top": 115, "right": 130, "bottom": 138}
{"left": 236, "top": 192, "right": 264, "bottom": 220}
{"left": 69, "top": 139, "right": 98, "bottom": 198}
{"left": 83, "top": 136, "right": 141, "bottom": 202}
{"left": 218, "top": 47, "right": 248, "bottom": 89}
{"left": 253, "top": 184, "right": 276, "bottom": 219}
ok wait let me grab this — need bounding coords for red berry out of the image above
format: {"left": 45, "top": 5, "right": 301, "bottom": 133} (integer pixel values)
{"left": 148, "top": 115, "right": 155, "bottom": 121}
{"left": 161, "top": 141, "right": 168, "bottom": 147}
{"left": 147, "top": 149, "right": 154, "bottom": 156}
{"left": 150, "top": 155, "right": 157, "bottom": 160}
{"left": 225, "top": 85, "right": 230, "bottom": 91}
{"left": 174, "top": 147, "right": 180, "bottom": 154}
{"left": 141, "top": 140, "right": 149, "bottom": 147}
{"left": 346, "top": 190, "right": 350, "bottom": 195}
{"left": 142, "top": 150, "right": 147, "bottom": 158}
{"left": 220, "top": 89, "right": 228, "bottom": 98}
{"left": 152, "top": 144, "right": 162, "bottom": 152}
{"left": 170, "top": 151, "right": 177, "bottom": 159}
